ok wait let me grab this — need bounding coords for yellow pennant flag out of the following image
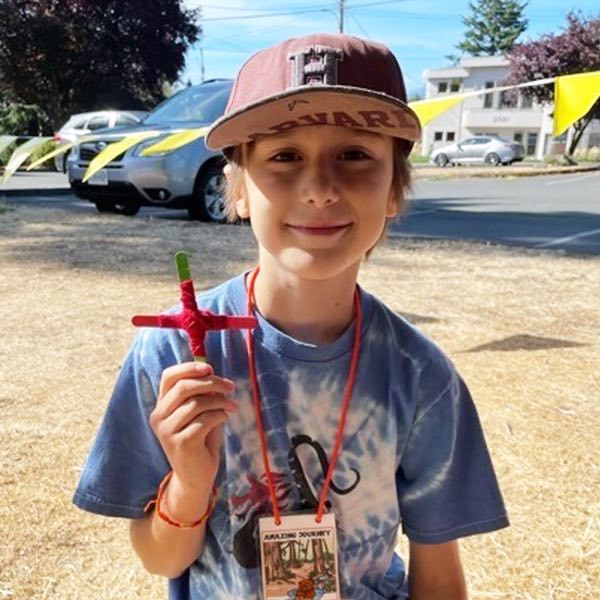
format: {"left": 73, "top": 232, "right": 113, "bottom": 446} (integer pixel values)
{"left": 82, "top": 131, "right": 161, "bottom": 183}
{"left": 2, "top": 137, "right": 52, "bottom": 184}
{"left": 0, "top": 135, "right": 18, "bottom": 157}
{"left": 141, "top": 127, "right": 209, "bottom": 156}
{"left": 553, "top": 71, "right": 600, "bottom": 137}
{"left": 408, "top": 95, "right": 467, "bottom": 126}
{"left": 27, "top": 140, "right": 82, "bottom": 171}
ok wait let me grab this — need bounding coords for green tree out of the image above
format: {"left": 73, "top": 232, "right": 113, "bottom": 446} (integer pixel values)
{"left": 0, "top": 0, "right": 201, "bottom": 130}
{"left": 456, "top": 0, "right": 528, "bottom": 56}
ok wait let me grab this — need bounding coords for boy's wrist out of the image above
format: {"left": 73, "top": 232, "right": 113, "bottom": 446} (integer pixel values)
{"left": 162, "top": 471, "right": 215, "bottom": 524}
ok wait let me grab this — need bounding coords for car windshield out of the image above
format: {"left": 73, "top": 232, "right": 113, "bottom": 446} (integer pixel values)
{"left": 144, "top": 81, "right": 231, "bottom": 125}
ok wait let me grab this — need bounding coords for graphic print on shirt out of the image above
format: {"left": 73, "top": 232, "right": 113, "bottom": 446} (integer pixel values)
{"left": 231, "top": 434, "right": 361, "bottom": 569}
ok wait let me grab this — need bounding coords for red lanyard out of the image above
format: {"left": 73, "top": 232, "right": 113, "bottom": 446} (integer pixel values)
{"left": 245, "top": 268, "right": 363, "bottom": 525}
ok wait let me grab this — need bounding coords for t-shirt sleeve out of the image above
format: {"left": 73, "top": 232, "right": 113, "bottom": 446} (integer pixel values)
{"left": 73, "top": 331, "right": 177, "bottom": 519}
{"left": 396, "top": 359, "right": 509, "bottom": 544}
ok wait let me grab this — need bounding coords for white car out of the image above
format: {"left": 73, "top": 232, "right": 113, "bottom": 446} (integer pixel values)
{"left": 53, "top": 110, "right": 148, "bottom": 171}
{"left": 430, "top": 135, "right": 525, "bottom": 167}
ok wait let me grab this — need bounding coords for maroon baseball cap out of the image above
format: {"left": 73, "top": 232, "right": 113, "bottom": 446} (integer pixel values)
{"left": 205, "top": 33, "right": 421, "bottom": 153}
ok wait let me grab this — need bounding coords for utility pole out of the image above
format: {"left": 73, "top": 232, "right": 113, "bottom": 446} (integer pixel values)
{"left": 338, "top": 0, "right": 345, "bottom": 33}
{"left": 200, "top": 46, "right": 205, "bottom": 83}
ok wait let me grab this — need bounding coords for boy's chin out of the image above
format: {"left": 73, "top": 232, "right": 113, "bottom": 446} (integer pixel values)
{"left": 275, "top": 248, "right": 362, "bottom": 282}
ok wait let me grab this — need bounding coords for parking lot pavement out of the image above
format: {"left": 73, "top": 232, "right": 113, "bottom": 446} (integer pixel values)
{"left": 391, "top": 171, "right": 600, "bottom": 256}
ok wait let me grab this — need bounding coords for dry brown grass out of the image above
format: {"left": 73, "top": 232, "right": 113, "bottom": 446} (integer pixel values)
{"left": 1, "top": 202, "right": 598, "bottom": 599}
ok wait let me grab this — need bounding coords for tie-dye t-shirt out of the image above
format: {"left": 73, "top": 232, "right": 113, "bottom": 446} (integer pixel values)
{"left": 74, "top": 273, "right": 508, "bottom": 599}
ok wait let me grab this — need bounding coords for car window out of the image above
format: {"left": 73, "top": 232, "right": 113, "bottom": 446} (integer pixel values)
{"left": 87, "top": 116, "right": 111, "bottom": 130}
{"left": 478, "top": 137, "right": 491, "bottom": 144}
{"left": 62, "top": 115, "right": 88, "bottom": 130}
{"left": 460, "top": 138, "right": 475, "bottom": 145}
{"left": 144, "top": 82, "right": 231, "bottom": 125}
{"left": 114, "top": 114, "right": 139, "bottom": 127}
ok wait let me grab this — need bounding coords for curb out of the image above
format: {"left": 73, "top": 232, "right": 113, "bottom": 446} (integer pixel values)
{"left": 413, "top": 163, "right": 600, "bottom": 179}
{"left": 0, "top": 188, "right": 71, "bottom": 197}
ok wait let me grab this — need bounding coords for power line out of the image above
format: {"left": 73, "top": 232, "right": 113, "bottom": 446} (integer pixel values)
{"left": 346, "top": 8, "right": 371, "bottom": 38}
{"left": 200, "top": 2, "right": 337, "bottom": 12}
{"left": 198, "top": 0, "right": 407, "bottom": 22}
{"left": 199, "top": 7, "right": 334, "bottom": 21}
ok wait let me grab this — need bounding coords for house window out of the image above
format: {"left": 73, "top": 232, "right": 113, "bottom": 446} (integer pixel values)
{"left": 586, "top": 133, "right": 600, "bottom": 148}
{"left": 450, "top": 80, "right": 461, "bottom": 93}
{"left": 446, "top": 131, "right": 455, "bottom": 141}
{"left": 527, "top": 132, "right": 538, "bottom": 155}
{"left": 513, "top": 132, "right": 523, "bottom": 143}
{"left": 483, "top": 81, "right": 494, "bottom": 108}
{"left": 437, "top": 81, "right": 448, "bottom": 93}
{"left": 499, "top": 90, "right": 517, "bottom": 109}
{"left": 434, "top": 131, "right": 443, "bottom": 141}
{"left": 521, "top": 94, "right": 533, "bottom": 109}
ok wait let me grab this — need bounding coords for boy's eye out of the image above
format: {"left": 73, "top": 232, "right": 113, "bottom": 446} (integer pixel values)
{"left": 270, "top": 151, "right": 301, "bottom": 162}
{"left": 340, "top": 149, "right": 371, "bottom": 160}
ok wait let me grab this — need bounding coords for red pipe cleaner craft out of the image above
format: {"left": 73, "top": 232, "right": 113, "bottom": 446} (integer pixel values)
{"left": 132, "top": 252, "right": 257, "bottom": 362}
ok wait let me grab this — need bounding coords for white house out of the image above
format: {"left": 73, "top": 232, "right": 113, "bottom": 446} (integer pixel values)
{"left": 421, "top": 55, "right": 600, "bottom": 159}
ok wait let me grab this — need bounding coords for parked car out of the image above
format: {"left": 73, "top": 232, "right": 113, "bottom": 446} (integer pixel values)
{"left": 67, "top": 79, "right": 232, "bottom": 220}
{"left": 430, "top": 135, "right": 525, "bottom": 167}
{"left": 54, "top": 110, "right": 148, "bottom": 172}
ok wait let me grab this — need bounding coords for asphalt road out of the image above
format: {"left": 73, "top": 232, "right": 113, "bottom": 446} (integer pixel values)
{"left": 392, "top": 171, "right": 600, "bottom": 255}
{"left": 2, "top": 171, "right": 599, "bottom": 255}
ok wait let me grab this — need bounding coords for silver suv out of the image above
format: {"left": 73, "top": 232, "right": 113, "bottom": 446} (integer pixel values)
{"left": 430, "top": 135, "right": 525, "bottom": 167}
{"left": 68, "top": 79, "right": 232, "bottom": 220}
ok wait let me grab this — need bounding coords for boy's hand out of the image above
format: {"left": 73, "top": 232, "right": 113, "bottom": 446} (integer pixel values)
{"left": 150, "top": 361, "right": 237, "bottom": 501}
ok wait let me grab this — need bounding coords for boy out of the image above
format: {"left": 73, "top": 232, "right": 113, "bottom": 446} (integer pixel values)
{"left": 74, "top": 34, "right": 508, "bottom": 599}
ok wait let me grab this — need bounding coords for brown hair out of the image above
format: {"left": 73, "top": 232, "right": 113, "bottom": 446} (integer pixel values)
{"left": 223, "top": 138, "right": 412, "bottom": 249}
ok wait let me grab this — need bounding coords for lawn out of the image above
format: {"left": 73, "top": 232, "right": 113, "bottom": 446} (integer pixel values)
{"left": 1, "top": 201, "right": 598, "bottom": 599}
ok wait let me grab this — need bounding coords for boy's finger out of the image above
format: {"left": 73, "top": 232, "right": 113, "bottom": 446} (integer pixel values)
{"left": 159, "top": 361, "right": 214, "bottom": 397}
{"left": 174, "top": 410, "right": 229, "bottom": 444}
{"left": 165, "top": 395, "right": 239, "bottom": 434}
{"left": 156, "top": 377, "right": 236, "bottom": 419}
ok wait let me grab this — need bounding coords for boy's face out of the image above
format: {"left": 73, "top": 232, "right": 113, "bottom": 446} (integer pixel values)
{"left": 234, "top": 125, "right": 397, "bottom": 282}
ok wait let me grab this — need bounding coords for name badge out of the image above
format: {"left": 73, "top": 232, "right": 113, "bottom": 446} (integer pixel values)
{"left": 258, "top": 513, "right": 341, "bottom": 599}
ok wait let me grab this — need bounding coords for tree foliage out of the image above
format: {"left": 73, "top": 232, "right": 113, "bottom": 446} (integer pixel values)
{"left": 506, "top": 11, "right": 600, "bottom": 155}
{"left": 456, "top": 0, "right": 528, "bottom": 56}
{"left": 0, "top": 0, "right": 201, "bottom": 131}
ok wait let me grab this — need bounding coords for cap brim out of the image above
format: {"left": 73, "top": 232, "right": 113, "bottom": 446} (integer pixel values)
{"left": 206, "top": 86, "right": 421, "bottom": 151}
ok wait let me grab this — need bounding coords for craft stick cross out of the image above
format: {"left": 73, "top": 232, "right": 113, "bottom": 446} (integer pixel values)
{"left": 132, "top": 252, "right": 257, "bottom": 362}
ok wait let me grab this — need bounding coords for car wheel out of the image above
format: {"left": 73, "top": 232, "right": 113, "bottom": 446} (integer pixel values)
{"left": 94, "top": 200, "right": 113, "bottom": 213}
{"left": 434, "top": 153, "right": 448, "bottom": 167}
{"left": 189, "top": 160, "right": 227, "bottom": 222}
{"left": 94, "top": 200, "right": 140, "bottom": 216}
{"left": 485, "top": 153, "right": 500, "bottom": 166}
{"left": 113, "top": 203, "right": 140, "bottom": 216}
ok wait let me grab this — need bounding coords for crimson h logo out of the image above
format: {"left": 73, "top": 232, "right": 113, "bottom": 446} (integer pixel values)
{"left": 289, "top": 46, "right": 343, "bottom": 87}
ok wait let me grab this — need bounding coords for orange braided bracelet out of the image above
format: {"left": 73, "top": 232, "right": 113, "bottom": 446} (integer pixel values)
{"left": 144, "top": 470, "right": 218, "bottom": 529}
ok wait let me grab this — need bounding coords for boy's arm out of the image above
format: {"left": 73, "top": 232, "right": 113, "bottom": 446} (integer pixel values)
{"left": 408, "top": 540, "right": 468, "bottom": 600}
{"left": 129, "top": 473, "right": 212, "bottom": 578}
{"left": 130, "top": 361, "right": 236, "bottom": 578}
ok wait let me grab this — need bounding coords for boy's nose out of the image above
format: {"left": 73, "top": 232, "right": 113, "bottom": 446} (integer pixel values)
{"left": 301, "top": 164, "right": 340, "bottom": 207}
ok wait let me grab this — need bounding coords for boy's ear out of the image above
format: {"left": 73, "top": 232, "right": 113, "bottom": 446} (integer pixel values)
{"left": 236, "top": 195, "right": 250, "bottom": 219}
{"left": 223, "top": 162, "right": 250, "bottom": 219}
{"left": 385, "top": 188, "right": 399, "bottom": 219}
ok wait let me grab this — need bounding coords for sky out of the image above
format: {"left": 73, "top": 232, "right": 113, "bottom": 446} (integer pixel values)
{"left": 180, "top": 0, "right": 598, "bottom": 97}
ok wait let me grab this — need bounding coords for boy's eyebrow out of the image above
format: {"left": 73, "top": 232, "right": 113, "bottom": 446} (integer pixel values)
{"left": 256, "top": 128, "right": 386, "bottom": 145}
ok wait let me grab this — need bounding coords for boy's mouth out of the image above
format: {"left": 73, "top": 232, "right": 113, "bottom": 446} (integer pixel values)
{"left": 286, "top": 222, "right": 353, "bottom": 235}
